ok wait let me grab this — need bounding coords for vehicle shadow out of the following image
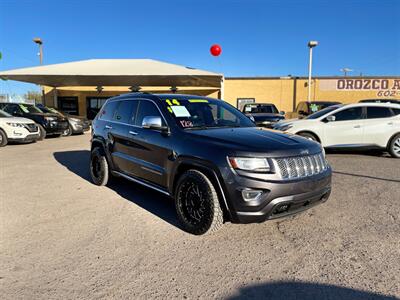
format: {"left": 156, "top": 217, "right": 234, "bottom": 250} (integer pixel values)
{"left": 333, "top": 171, "right": 400, "bottom": 183}
{"left": 53, "top": 150, "right": 181, "bottom": 229}
{"left": 227, "top": 281, "right": 397, "bottom": 300}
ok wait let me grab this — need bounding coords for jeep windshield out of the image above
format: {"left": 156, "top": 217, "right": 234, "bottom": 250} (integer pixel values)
{"left": 19, "top": 104, "right": 43, "bottom": 114}
{"left": 162, "top": 97, "right": 255, "bottom": 129}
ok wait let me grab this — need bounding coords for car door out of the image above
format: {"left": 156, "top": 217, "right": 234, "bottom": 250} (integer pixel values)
{"left": 107, "top": 99, "right": 140, "bottom": 175}
{"left": 124, "top": 99, "right": 173, "bottom": 188}
{"left": 322, "top": 106, "right": 364, "bottom": 147}
{"left": 362, "top": 106, "right": 396, "bottom": 147}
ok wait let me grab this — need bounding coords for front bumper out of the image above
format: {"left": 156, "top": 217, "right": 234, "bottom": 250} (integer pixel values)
{"left": 43, "top": 121, "right": 69, "bottom": 135}
{"left": 222, "top": 167, "right": 332, "bottom": 223}
{"left": 9, "top": 133, "right": 40, "bottom": 143}
{"left": 70, "top": 121, "right": 90, "bottom": 133}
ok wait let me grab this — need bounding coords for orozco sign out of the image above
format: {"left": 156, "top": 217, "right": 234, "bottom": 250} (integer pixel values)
{"left": 319, "top": 79, "right": 400, "bottom": 97}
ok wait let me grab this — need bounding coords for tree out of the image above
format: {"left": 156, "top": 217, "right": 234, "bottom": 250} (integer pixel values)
{"left": 24, "top": 91, "right": 42, "bottom": 103}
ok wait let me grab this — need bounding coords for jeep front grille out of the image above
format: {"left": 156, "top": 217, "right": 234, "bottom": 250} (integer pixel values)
{"left": 273, "top": 153, "right": 328, "bottom": 179}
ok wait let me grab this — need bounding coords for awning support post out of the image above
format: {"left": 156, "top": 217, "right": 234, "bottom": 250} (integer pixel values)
{"left": 218, "top": 76, "right": 225, "bottom": 99}
{"left": 53, "top": 87, "right": 58, "bottom": 108}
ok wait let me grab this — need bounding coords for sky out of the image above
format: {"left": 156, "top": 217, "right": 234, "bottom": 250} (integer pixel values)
{"left": 0, "top": 0, "right": 399, "bottom": 94}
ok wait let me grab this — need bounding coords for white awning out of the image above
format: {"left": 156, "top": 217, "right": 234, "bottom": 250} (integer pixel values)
{"left": 0, "top": 59, "right": 223, "bottom": 88}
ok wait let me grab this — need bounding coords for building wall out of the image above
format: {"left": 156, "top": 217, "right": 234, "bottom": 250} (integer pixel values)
{"left": 44, "top": 76, "right": 400, "bottom": 117}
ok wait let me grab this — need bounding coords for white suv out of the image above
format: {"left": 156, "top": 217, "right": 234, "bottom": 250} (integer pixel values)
{"left": 274, "top": 103, "right": 400, "bottom": 158}
{"left": 0, "top": 109, "right": 40, "bottom": 147}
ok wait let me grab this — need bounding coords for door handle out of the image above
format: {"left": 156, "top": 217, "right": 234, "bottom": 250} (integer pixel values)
{"left": 105, "top": 125, "right": 112, "bottom": 129}
{"left": 129, "top": 130, "right": 138, "bottom": 136}
{"left": 354, "top": 125, "right": 361, "bottom": 128}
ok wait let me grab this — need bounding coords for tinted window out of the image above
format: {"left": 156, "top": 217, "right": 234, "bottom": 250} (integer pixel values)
{"left": 334, "top": 107, "right": 363, "bottom": 121}
{"left": 3, "top": 104, "right": 21, "bottom": 115}
{"left": 136, "top": 100, "right": 164, "bottom": 126}
{"left": 366, "top": 107, "right": 393, "bottom": 119}
{"left": 99, "top": 100, "right": 118, "bottom": 121}
{"left": 392, "top": 108, "right": 400, "bottom": 116}
{"left": 113, "top": 100, "right": 138, "bottom": 124}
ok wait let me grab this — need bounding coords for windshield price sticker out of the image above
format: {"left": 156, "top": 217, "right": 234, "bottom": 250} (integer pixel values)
{"left": 180, "top": 120, "right": 193, "bottom": 128}
{"left": 19, "top": 104, "right": 29, "bottom": 113}
{"left": 310, "top": 104, "right": 319, "bottom": 112}
{"left": 171, "top": 106, "right": 191, "bottom": 117}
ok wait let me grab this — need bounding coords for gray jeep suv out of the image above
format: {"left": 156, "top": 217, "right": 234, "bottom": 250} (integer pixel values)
{"left": 90, "top": 93, "right": 332, "bottom": 235}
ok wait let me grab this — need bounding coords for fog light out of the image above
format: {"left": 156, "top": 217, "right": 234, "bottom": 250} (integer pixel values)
{"left": 13, "top": 131, "right": 22, "bottom": 136}
{"left": 241, "top": 189, "right": 263, "bottom": 201}
{"left": 275, "top": 204, "right": 290, "bottom": 214}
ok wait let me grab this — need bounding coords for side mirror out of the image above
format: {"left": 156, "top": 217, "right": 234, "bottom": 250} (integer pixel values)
{"left": 279, "top": 111, "right": 285, "bottom": 115}
{"left": 142, "top": 116, "right": 169, "bottom": 133}
{"left": 326, "top": 115, "right": 336, "bottom": 122}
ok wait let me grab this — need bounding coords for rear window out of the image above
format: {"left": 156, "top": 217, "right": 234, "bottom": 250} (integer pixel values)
{"left": 366, "top": 107, "right": 393, "bottom": 119}
{"left": 99, "top": 100, "right": 118, "bottom": 121}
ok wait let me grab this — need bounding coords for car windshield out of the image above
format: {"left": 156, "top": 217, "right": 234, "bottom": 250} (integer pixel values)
{"left": 244, "top": 104, "right": 278, "bottom": 114}
{"left": 19, "top": 104, "right": 43, "bottom": 114}
{"left": 162, "top": 97, "right": 256, "bottom": 129}
{"left": 306, "top": 105, "right": 342, "bottom": 119}
{"left": 39, "top": 106, "right": 62, "bottom": 115}
{"left": 0, "top": 109, "right": 11, "bottom": 118}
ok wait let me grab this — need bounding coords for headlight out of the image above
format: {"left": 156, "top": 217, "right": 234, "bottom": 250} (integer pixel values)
{"left": 6, "top": 122, "right": 25, "bottom": 128}
{"left": 228, "top": 157, "right": 270, "bottom": 172}
{"left": 45, "top": 117, "right": 57, "bottom": 121}
{"left": 69, "top": 118, "right": 81, "bottom": 123}
{"left": 278, "top": 124, "right": 293, "bottom": 131}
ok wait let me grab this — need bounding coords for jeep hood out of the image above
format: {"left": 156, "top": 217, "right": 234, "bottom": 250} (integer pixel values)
{"left": 188, "top": 127, "right": 322, "bottom": 156}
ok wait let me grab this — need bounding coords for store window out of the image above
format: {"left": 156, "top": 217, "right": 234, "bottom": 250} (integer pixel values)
{"left": 86, "top": 97, "right": 110, "bottom": 120}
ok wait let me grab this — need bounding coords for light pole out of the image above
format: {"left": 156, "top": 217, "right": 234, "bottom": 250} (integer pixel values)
{"left": 340, "top": 68, "right": 353, "bottom": 77}
{"left": 307, "top": 40, "right": 318, "bottom": 102}
{"left": 33, "top": 38, "right": 43, "bottom": 65}
{"left": 33, "top": 38, "right": 44, "bottom": 104}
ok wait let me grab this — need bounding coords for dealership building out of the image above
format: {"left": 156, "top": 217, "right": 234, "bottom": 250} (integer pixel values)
{"left": 0, "top": 59, "right": 399, "bottom": 119}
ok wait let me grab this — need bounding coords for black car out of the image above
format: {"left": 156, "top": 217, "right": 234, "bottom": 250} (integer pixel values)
{"left": 359, "top": 99, "right": 400, "bottom": 104}
{"left": 242, "top": 103, "right": 285, "bottom": 128}
{"left": 36, "top": 104, "right": 90, "bottom": 136}
{"left": 0, "top": 102, "right": 69, "bottom": 139}
{"left": 90, "top": 93, "right": 332, "bottom": 235}
{"left": 290, "top": 101, "right": 342, "bottom": 119}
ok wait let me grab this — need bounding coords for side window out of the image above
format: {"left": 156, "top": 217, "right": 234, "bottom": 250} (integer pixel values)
{"left": 113, "top": 100, "right": 139, "bottom": 124}
{"left": 392, "top": 108, "right": 400, "bottom": 116}
{"left": 136, "top": 100, "right": 164, "bottom": 127}
{"left": 99, "top": 101, "right": 118, "bottom": 121}
{"left": 333, "top": 107, "right": 363, "bottom": 121}
{"left": 366, "top": 107, "right": 393, "bottom": 119}
{"left": 3, "top": 104, "right": 20, "bottom": 115}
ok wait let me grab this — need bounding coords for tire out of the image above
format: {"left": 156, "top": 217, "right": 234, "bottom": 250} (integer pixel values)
{"left": 38, "top": 124, "right": 46, "bottom": 141}
{"left": 0, "top": 129, "right": 8, "bottom": 147}
{"left": 62, "top": 125, "right": 73, "bottom": 137}
{"left": 298, "top": 132, "right": 318, "bottom": 142}
{"left": 90, "top": 147, "right": 110, "bottom": 186}
{"left": 388, "top": 134, "right": 400, "bottom": 158}
{"left": 175, "top": 170, "right": 224, "bottom": 235}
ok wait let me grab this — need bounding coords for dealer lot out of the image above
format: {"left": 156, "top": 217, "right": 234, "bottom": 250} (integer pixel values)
{"left": 0, "top": 134, "right": 399, "bottom": 299}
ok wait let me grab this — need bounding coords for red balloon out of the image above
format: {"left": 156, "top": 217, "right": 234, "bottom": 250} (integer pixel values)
{"left": 210, "top": 44, "right": 222, "bottom": 56}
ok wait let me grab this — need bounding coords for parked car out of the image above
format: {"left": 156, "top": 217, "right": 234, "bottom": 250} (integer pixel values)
{"left": 0, "top": 109, "right": 40, "bottom": 147}
{"left": 287, "top": 101, "right": 342, "bottom": 119}
{"left": 90, "top": 93, "right": 332, "bottom": 235}
{"left": 359, "top": 99, "right": 400, "bottom": 104}
{"left": 0, "top": 102, "right": 69, "bottom": 139}
{"left": 273, "top": 103, "right": 400, "bottom": 158}
{"left": 36, "top": 104, "right": 91, "bottom": 136}
{"left": 242, "top": 103, "right": 285, "bottom": 128}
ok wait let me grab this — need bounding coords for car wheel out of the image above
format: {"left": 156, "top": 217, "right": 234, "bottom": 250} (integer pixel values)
{"left": 298, "top": 132, "right": 318, "bottom": 142}
{"left": 175, "top": 170, "right": 224, "bottom": 235}
{"left": 38, "top": 124, "right": 46, "bottom": 141}
{"left": 388, "top": 134, "right": 400, "bottom": 158}
{"left": 90, "top": 147, "right": 110, "bottom": 186}
{"left": 0, "top": 129, "right": 8, "bottom": 147}
{"left": 62, "top": 125, "right": 72, "bottom": 137}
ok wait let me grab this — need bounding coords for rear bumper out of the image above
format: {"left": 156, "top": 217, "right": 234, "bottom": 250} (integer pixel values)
{"left": 222, "top": 167, "right": 332, "bottom": 223}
